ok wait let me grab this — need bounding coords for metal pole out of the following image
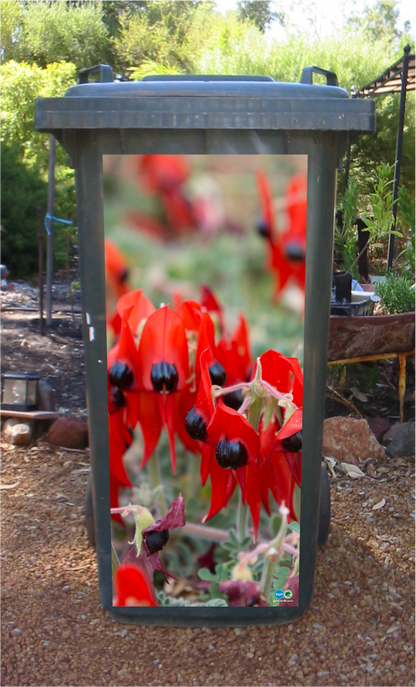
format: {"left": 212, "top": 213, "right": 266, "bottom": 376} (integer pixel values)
{"left": 387, "top": 45, "right": 411, "bottom": 271}
{"left": 46, "top": 135, "right": 56, "bottom": 326}
{"left": 36, "top": 203, "right": 44, "bottom": 335}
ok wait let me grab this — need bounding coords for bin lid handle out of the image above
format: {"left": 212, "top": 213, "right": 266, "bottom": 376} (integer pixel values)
{"left": 78, "top": 64, "right": 114, "bottom": 84}
{"left": 300, "top": 66, "right": 339, "bottom": 87}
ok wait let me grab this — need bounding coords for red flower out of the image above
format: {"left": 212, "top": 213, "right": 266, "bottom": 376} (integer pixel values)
{"left": 273, "top": 408, "right": 303, "bottom": 488}
{"left": 205, "top": 401, "right": 261, "bottom": 539}
{"left": 200, "top": 284, "right": 225, "bottom": 334}
{"left": 184, "top": 348, "right": 215, "bottom": 485}
{"left": 138, "top": 305, "right": 189, "bottom": 474}
{"left": 105, "top": 239, "right": 130, "bottom": 336}
{"left": 116, "top": 288, "right": 156, "bottom": 339}
{"left": 256, "top": 171, "right": 306, "bottom": 301}
{"left": 113, "top": 565, "right": 158, "bottom": 607}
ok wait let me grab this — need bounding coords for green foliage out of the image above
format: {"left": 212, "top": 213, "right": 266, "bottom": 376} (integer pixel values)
{"left": 0, "top": 0, "right": 22, "bottom": 62}
{"left": 236, "top": 1, "right": 284, "bottom": 33}
{"left": 196, "top": 18, "right": 398, "bottom": 89}
{"left": 397, "top": 185, "right": 415, "bottom": 276}
{"left": 1, "top": 142, "right": 47, "bottom": 276}
{"left": 1, "top": 61, "right": 77, "bottom": 276}
{"left": 362, "top": 162, "right": 401, "bottom": 244}
{"left": 157, "top": 590, "right": 228, "bottom": 607}
{"left": 1, "top": 60, "right": 76, "bottom": 169}
{"left": 346, "top": 1, "right": 401, "bottom": 43}
{"left": 114, "top": 1, "right": 214, "bottom": 76}
{"left": 335, "top": 177, "right": 359, "bottom": 277}
{"left": 340, "top": 93, "right": 415, "bottom": 212}
{"left": 1, "top": 1, "right": 111, "bottom": 70}
{"left": 374, "top": 271, "right": 415, "bottom": 313}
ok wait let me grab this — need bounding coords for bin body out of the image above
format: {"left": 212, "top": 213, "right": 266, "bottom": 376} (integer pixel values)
{"left": 35, "top": 69, "right": 375, "bottom": 625}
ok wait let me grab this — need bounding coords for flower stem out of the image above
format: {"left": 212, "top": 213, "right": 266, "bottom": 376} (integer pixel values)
{"left": 148, "top": 451, "right": 168, "bottom": 516}
{"left": 248, "top": 395, "right": 262, "bottom": 433}
{"left": 236, "top": 490, "right": 248, "bottom": 544}
{"left": 260, "top": 505, "right": 289, "bottom": 598}
{"left": 260, "top": 551, "right": 281, "bottom": 600}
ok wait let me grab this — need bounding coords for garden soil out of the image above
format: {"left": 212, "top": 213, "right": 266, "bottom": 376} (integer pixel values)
{"left": 1, "top": 282, "right": 415, "bottom": 687}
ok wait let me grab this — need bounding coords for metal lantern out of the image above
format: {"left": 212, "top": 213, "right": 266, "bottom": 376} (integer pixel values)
{"left": 1, "top": 372, "right": 40, "bottom": 412}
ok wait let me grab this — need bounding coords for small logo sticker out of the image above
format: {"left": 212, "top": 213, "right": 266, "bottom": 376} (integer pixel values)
{"left": 274, "top": 589, "right": 284, "bottom": 599}
{"left": 284, "top": 589, "right": 293, "bottom": 599}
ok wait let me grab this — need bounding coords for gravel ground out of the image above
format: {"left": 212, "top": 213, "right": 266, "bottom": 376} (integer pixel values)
{"left": 1, "top": 437, "right": 414, "bottom": 686}
{"left": 1, "top": 281, "right": 415, "bottom": 686}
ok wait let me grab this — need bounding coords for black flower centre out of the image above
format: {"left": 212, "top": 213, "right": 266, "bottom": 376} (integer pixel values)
{"left": 109, "top": 361, "right": 134, "bottom": 391}
{"left": 185, "top": 406, "right": 208, "bottom": 442}
{"left": 145, "top": 529, "right": 170, "bottom": 554}
{"left": 208, "top": 361, "right": 226, "bottom": 387}
{"left": 150, "top": 362, "right": 178, "bottom": 393}
{"left": 215, "top": 439, "right": 248, "bottom": 470}
{"left": 282, "top": 430, "right": 302, "bottom": 453}
{"left": 222, "top": 389, "right": 244, "bottom": 411}
{"left": 256, "top": 219, "right": 271, "bottom": 239}
{"left": 284, "top": 242, "right": 305, "bottom": 262}
{"left": 110, "top": 388, "right": 126, "bottom": 410}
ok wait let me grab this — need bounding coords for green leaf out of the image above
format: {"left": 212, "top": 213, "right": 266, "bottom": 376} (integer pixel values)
{"left": 269, "top": 592, "right": 279, "bottom": 607}
{"left": 272, "top": 579, "right": 285, "bottom": 591}
{"left": 240, "top": 536, "right": 252, "bottom": 549}
{"left": 220, "top": 541, "right": 237, "bottom": 552}
{"left": 274, "top": 566, "right": 290, "bottom": 580}
{"left": 198, "top": 568, "right": 218, "bottom": 582}
{"left": 215, "top": 563, "right": 231, "bottom": 582}
{"left": 205, "top": 598, "right": 228, "bottom": 607}
{"left": 287, "top": 521, "right": 300, "bottom": 533}
{"left": 229, "top": 529, "right": 238, "bottom": 546}
{"left": 208, "top": 582, "right": 225, "bottom": 599}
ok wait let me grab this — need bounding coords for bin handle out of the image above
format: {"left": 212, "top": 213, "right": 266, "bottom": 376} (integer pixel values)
{"left": 78, "top": 64, "right": 113, "bottom": 84}
{"left": 300, "top": 66, "right": 339, "bottom": 87}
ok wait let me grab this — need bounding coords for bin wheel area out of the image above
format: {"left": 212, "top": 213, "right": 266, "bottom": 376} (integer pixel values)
{"left": 318, "top": 463, "right": 331, "bottom": 546}
{"left": 84, "top": 472, "right": 96, "bottom": 549}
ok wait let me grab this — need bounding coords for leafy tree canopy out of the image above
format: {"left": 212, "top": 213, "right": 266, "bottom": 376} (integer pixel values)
{"left": 236, "top": 1, "right": 285, "bottom": 33}
{"left": 1, "top": 1, "right": 112, "bottom": 70}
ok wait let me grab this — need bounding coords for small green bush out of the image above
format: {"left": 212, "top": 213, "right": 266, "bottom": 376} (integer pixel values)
{"left": 374, "top": 271, "right": 415, "bottom": 314}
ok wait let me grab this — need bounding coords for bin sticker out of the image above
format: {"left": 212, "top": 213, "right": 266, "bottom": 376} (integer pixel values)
{"left": 103, "top": 154, "right": 306, "bottom": 609}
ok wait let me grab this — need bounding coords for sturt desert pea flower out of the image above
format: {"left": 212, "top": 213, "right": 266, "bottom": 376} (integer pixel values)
{"left": 113, "top": 565, "right": 158, "bottom": 607}
{"left": 256, "top": 171, "right": 306, "bottom": 302}
{"left": 113, "top": 494, "right": 186, "bottom": 604}
{"left": 204, "top": 401, "right": 261, "bottom": 539}
{"left": 138, "top": 306, "right": 189, "bottom": 474}
{"left": 200, "top": 283, "right": 226, "bottom": 335}
{"left": 253, "top": 350, "right": 303, "bottom": 521}
{"left": 104, "top": 239, "right": 130, "bottom": 336}
{"left": 216, "top": 312, "right": 253, "bottom": 410}
{"left": 272, "top": 407, "right": 303, "bottom": 489}
{"left": 136, "top": 154, "right": 197, "bottom": 239}
{"left": 116, "top": 288, "right": 156, "bottom": 341}
{"left": 184, "top": 348, "right": 216, "bottom": 485}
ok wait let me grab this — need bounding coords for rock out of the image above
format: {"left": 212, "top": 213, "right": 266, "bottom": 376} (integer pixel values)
{"left": 2, "top": 418, "right": 34, "bottom": 445}
{"left": 37, "top": 380, "right": 56, "bottom": 412}
{"left": 47, "top": 417, "right": 88, "bottom": 449}
{"left": 322, "top": 417, "right": 386, "bottom": 463}
{"left": 367, "top": 416, "right": 390, "bottom": 442}
{"left": 383, "top": 421, "right": 415, "bottom": 457}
